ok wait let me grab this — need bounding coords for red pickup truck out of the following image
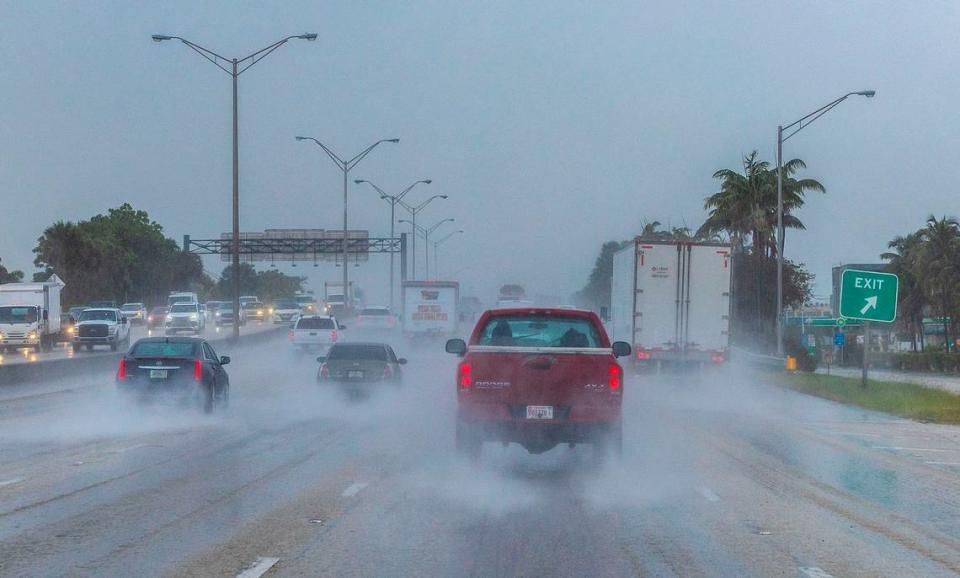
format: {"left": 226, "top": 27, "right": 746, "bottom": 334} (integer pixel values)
{"left": 446, "top": 308, "right": 631, "bottom": 458}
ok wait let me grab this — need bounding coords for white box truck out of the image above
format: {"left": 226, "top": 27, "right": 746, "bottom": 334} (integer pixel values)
{"left": 402, "top": 281, "right": 459, "bottom": 338}
{"left": 611, "top": 240, "right": 731, "bottom": 370}
{"left": 0, "top": 274, "right": 65, "bottom": 352}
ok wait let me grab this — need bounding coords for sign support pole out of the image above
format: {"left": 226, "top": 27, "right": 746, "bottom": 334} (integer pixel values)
{"left": 861, "top": 321, "right": 870, "bottom": 388}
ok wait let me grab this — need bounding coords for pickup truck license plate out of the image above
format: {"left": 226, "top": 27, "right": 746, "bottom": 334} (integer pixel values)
{"left": 150, "top": 369, "right": 168, "bottom": 379}
{"left": 347, "top": 370, "right": 364, "bottom": 379}
{"left": 526, "top": 405, "right": 553, "bottom": 420}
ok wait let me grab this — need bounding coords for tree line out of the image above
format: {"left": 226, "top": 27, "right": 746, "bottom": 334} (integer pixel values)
{"left": 0, "top": 203, "right": 305, "bottom": 307}
{"left": 883, "top": 215, "right": 960, "bottom": 352}
{"left": 576, "top": 150, "right": 820, "bottom": 348}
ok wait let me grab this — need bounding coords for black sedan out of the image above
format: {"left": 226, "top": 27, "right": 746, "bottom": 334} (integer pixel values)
{"left": 116, "top": 337, "right": 230, "bottom": 413}
{"left": 316, "top": 342, "right": 406, "bottom": 389}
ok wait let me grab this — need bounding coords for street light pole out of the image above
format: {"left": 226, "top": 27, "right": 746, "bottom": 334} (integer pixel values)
{"left": 421, "top": 218, "right": 455, "bottom": 280}
{"left": 775, "top": 90, "right": 875, "bottom": 357}
{"left": 433, "top": 229, "right": 463, "bottom": 279}
{"left": 398, "top": 195, "right": 448, "bottom": 279}
{"left": 153, "top": 33, "right": 317, "bottom": 341}
{"left": 354, "top": 179, "right": 432, "bottom": 310}
{"left": 295, "top": 137, "right": 399, "bottom": 315}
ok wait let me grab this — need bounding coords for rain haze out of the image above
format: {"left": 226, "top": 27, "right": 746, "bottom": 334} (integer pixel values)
{"left": 2, "top": 2, "right": 957, "bottom": 298}
{"left": 3, "top": 3, "right": 960, "bottom": 578}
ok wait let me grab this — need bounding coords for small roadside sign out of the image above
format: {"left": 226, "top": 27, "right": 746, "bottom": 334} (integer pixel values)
{"left": 839, "top": 269, "right": 899, "bottom": 323}
{"left": 834, "top": 332, "right": 845, "bottom": 347}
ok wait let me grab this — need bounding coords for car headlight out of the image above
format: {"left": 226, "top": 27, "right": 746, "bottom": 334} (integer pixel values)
{"left": 256, "top": 309, "right": 263, "bottom": 315}
{"left": 189, "top": 313, "right": 199, "bottom": 321}
{"left": 215, "top": 311, "right": 221, "bottom": 317}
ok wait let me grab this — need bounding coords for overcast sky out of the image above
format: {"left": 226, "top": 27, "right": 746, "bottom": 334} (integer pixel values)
{"left": 2, "top": 1, "right": 958, "bottom": 304}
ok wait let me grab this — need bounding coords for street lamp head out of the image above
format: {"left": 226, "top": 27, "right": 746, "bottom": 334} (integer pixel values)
{"left": 151, "top": 34, "right": 173, "bottom": 42}
{"left": 354, "top": 179, "right": 366, "bottom": 184}
{"left": 422, "top": 179, "right": 433, "bottom": 184}
{"left": 380, "top": 195, "right": 389, "bottom": 200}
{"left": 386, "top": 139, "right": 400, "bottom": 143}
{"left": 295, "top": 136, "right": 309, "bottom": 141}
{"left": 298, "top": 33, "right": 318, "bottom": 41}
{"left": 439, "top": 195, "right": 448, "bottom": 199}
{"left": 858, "top": 90, "right": 876, "bottom": 98}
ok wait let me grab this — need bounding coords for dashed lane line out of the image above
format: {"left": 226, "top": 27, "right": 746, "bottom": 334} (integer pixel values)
{"left": 341, "top": 482, "right": 368, "bottom": 497}
{"left": 236, "top": 556, "right": 280, "bottom": 578}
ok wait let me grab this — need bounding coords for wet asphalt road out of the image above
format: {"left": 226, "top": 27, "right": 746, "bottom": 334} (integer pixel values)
{"left": 1, "top": 333, "right": 959, "bottom": 577}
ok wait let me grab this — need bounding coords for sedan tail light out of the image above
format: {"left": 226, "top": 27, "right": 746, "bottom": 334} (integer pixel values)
{"left": 194, "top": 359, "right": 203, "bottom": 381}
{"left": 117, "top": 358, "right": 127, "bottom": 381}
{"left": 288, "top": 330, "right": 295, "bottom": 340}
{"left": 609, "top": 363, "right": 622, "bottom": 391}
{"left": 636, "top": 350, "right": 651, "bottom": 360}
{"left": 330, "top": 330, "right": 338, "bottom": 342}
{"left": 319, "top": 363, "right": 329, "bottom": 379}
{"left": 457, "top": 361, "right": 472, "bottom": 390}
{"left": 383, "top": 364, "right": 394, "bottom": 380}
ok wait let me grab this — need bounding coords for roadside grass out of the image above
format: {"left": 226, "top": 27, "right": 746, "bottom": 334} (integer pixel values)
{"left": 781, "top": 372, "right": 960, "bottom": 425}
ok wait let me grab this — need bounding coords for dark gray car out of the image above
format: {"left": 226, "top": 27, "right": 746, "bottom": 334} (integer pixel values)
{"left": 316, "top": 342, "right": 406, "bottom": 386}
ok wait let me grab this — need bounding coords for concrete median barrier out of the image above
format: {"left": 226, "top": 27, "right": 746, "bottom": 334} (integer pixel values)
{"left": 0, "top": 325, "right": 286, "bottom": 386}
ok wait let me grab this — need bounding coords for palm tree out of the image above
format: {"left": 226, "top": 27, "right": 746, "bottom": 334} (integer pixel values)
{"left": 882, "top": 231, "right": 925, "bottom": 351}
{"left": 917, "top": 215, "right": 960, "bottom": 352}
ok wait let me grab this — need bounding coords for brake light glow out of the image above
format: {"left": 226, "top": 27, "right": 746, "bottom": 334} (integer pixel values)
{"left": 319, "top": 363, "right": 329, "bottom": 379}
{"left": 383, "top": 364, "right": 394, "bottom": 380}
{"left": 117, "top": 358, "right": 126, "bottom": 381}
{"left": 288, "top": 330, "right": 294, "bottom": 340}
{"left": 331, "top": 330, "right": 338, "bottom": 342}
{"left": 194, "top": 359, "right": 203, "bottom": 381}
{"left": 636, "top": 350, "right": 651, "bottom": 360}
{"left": 457, "top": 362, "right": 472, "bottom": 389}
{"left": 609, "top": 364, "right": 622, "bottom": 390}
{"left": 711, "top": 353, "right": 725, "bottom": 364}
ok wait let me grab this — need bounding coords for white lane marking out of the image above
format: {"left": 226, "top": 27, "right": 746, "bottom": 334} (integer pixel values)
{"left": 924, "top": 461, "right": 960, "bottom": 466}
{"left": 341, "top": 482, "right": 368, "bottom": 497}
{"left": 828, "top": 431, "right": 881, "bottom": 437}
{"left": 873, "top": 446, "right": 959, "bottom": 452}
{"left": 236, "top": 556, "right": 280, "bottom": 578}
{"left": 0, "top": 477, "right": 25, "bottom": 488}
{"left": 799, "top": 567, "right": 834, "bottom": 578}
{"left": 698, "top": 487, "right": 720, "bottom": 502}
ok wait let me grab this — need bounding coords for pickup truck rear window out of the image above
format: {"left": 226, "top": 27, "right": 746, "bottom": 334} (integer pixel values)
{"left": 132, "top": 341, "right": 198, "bottom": 358}
{"left": 477, "top": 315, "right": 602, "bottom": 348}
{"left": 296, "top": 317, "right": 335, "bottom": 330}
{"left": 79, "top": 310, "right": 117, "bottom": 322}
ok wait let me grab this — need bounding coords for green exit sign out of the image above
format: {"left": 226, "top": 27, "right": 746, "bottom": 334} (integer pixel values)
{"left": 839, "top": 269, "right": 898, "bottom": 323}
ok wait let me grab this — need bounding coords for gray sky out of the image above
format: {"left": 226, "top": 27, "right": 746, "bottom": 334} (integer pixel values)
{"left": 2, "top": 1, "right": 958, "bottom": 303}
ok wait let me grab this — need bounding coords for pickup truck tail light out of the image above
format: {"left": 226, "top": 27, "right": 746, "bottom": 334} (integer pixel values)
{"left": 194, "top": 359, "right": 203, "bottom": 382}
{"left": 383, "top": 364, "right": 394, "bottom": 380}
{"left": 609, "top": 363, "right": 622, "bottom": 391}
{"left": 117, "top": 358, "right": 127, "bottom": 381}
{"left": 331, "top": 330, "right": 338, "bottom": 342}
{"left": 288, "top": 330, "right": 295, "bottom": 340}
{"left": 457, "top": 362, "right": 472, "bottom": 390}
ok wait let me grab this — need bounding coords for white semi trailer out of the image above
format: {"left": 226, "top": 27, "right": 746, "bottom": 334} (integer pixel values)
{"left": 611, "top": 240, "right": 731, "bottom": 370}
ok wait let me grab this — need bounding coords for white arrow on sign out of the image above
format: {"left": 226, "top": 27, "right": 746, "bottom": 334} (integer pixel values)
{"left": 860, "top": 295, "right": 878, "bottom": 315}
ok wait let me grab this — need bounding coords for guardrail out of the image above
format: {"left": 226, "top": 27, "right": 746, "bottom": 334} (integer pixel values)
{"left": 730, "top": 346, "right": 785, "bottom": 369}
{"left": 0, "top": 326, "right": 285, "bottom": 386}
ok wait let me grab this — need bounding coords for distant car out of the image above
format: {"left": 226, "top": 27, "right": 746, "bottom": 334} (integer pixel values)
{"left": 165, "top": 302, "right": 205, "bottom": 335}
{"left": 73, "top": 308, "right": 131, "bottom": 352}
{"left": 214, "top": 303, "right": 246, "bottom": 327}
{"left": 62, "top": 306, "right": 89, "bottom": 340}
{"left": 290, "top": 315, "right": 341, "bottom": 352}
{"left": 445, "top": 308, "right": 631, "bottom": 459}
{"left": 146, "top": 306, "right": 168, "bottom": 330}
{"left": 116, "top": 336, "right": 230, "bottom": 414}
{"left": 316, "top": 342, "right": 406, "bottom": 388}
{"left": 354, "top": 306, "right": 398, "bottom": 331}
{"left": 242, "top": 301, "right": 267, "bottom": 322}
{"left": 239, "top": 295, "right": 259, "bottom": 306}
{"left": 120, "top": 302, "right": 147, "bottom": 325}
{"left": 270, "top": 299, "right": 301, "bottom": 324}
{"left": 89, "top": 300, "right": 117, "bottom": 309}
{"left": 296, "top": 294, "right": 323, "bottom": 315}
